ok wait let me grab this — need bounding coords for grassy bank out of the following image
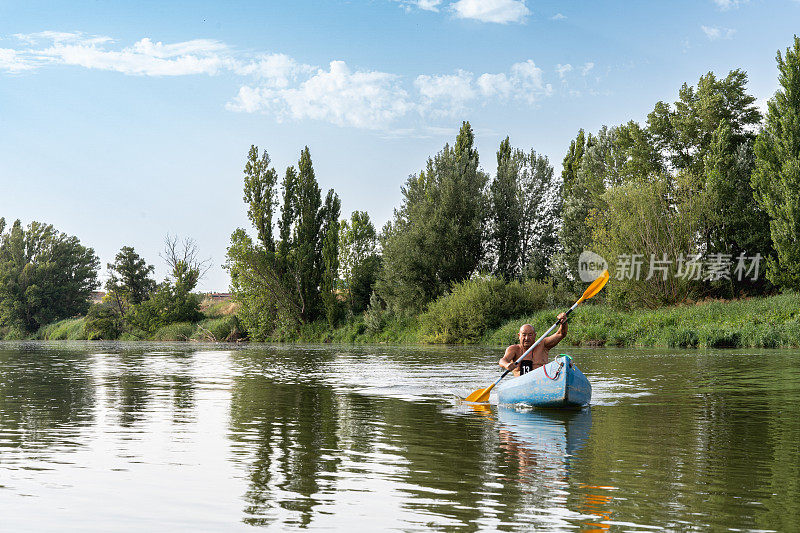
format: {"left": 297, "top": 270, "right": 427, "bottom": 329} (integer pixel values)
{"left": 28, "top": 315, "right": 242, "bottom": 342}
{"left": 249, "top": 292, "right": 800, "bottom": 349}
{"left": 485, "top": 292, "right": 800, "bottom": 349}
{"left": 10, "top": 292, "right": 800, "bottom": 349}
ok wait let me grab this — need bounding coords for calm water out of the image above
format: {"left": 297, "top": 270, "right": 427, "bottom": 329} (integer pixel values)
{"left": 0, "top": 342, "right": 798, "bottom": 532}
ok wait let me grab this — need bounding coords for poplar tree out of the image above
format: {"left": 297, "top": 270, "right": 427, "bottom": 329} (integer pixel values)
{"left": 752, "top": 36, "right": 800, "bottom": 289}
{"left": 489, "top": 137, "right": 523, "bottom": 280}
{"left": 294, "top": 147, "right": 324, "bottom": 320}
{"left": 320, "top": 190, "right": 341, "bottom": 325}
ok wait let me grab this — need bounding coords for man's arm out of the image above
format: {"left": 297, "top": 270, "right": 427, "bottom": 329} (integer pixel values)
{"left": 499, "top": 346, "right": 519, "bottom": 371}
{"left": 544, "top": 312, "right": 568, "bottom": 349}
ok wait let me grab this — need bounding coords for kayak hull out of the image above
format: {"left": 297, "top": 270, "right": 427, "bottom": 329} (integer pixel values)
{"left": 496, "top": 355, "right": 591, "bottom": 408}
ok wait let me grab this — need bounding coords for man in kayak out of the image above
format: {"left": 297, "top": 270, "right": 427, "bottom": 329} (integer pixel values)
{"left": 499, "top": 314, "right": 568, "bottom": 376}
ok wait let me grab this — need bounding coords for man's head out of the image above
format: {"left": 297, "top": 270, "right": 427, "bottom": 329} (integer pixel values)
{"left": 518, "top": 324, "right": 535, "bottom": 349}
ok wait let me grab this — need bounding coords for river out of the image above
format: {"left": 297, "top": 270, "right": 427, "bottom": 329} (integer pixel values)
{"left": 0, "top": 342, "right": 797, "bottom": 531}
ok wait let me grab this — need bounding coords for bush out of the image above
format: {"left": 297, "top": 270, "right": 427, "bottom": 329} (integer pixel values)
{"left": 84, "top": 304, "right": 122, "bottom": 340}
{"left": 127, "top": 284, "right": 202, "bottom": 334}
{"left": 420, "top": 277, "right": 552, "bottom": 344}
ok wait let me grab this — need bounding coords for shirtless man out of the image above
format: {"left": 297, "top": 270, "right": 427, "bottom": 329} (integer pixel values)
{"left": 499, "top": 313, "right": 568, "bottom": 376}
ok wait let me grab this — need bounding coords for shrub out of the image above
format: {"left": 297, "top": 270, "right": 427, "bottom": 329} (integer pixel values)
{"left": 84, "top": 304, "right": 122, "bottom": 340}
{"left": 420, "top": 277, "right": 552, "bottom": 344}
{"left": 126, "top": 284, "right": 202, "bottom": 334}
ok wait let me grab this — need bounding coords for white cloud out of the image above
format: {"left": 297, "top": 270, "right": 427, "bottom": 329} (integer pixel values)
{"left": 228, "top": 61, "right": 413, "bottom": 129}
{"left": 551, "top": 13, "right": 567, "bottom": 20}
{"left": 16, "top": 33, "right": 231, "bottom": 76}
{"left": 712, "top": 0, "right": 747, "bottom": 10}
{"left": 0, "top": 48, "right": 37, "bottom": 72}
{"left": 14, "top": 31, "right": 113, "bottom": 46}
{"left": 556, "top": 63, "right": 573, "bottom": 79}
{"left": 417, "top": 59, "right": 551, "bottom": 114}
{"left": 396, "top": 0, "right": 443, "bottom": 11}
{"left": 451, "top": 0, "right": 530, "bottom": 24}
{"left": 230, "top": 53, "right": 312, "bottom": 88}
{"left": 4, "top": 30, "right": 561, "bottom": 130}
{"left": 701, "top": 25, "right": 736, "bottom": 40}
{"left": 415, "top": 69, "right": 476, "bottom": 115}
{"left": 477, "top": 72, "right": 513, "bottom": 98}
{"left": 581, "top": 62, "right": 594, "bottom": 75}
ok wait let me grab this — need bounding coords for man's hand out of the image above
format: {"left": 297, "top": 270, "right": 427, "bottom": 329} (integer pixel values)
{"left": 557, "top": 312, "right": 567, "bottom": 324}
{"left": 506, "top": 361, "right": 517, "bottom": 371}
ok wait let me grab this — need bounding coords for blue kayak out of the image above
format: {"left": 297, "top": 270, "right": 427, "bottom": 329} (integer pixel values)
{"left": 496, "top": 355, "right": 591, "bottom": 408}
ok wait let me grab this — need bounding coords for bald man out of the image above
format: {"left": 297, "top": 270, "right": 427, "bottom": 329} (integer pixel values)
{"left": 499, "top": 313, "right": 568, "bottom": 376}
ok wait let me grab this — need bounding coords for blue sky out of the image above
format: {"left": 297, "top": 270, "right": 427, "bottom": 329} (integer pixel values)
{"left": 1, "top": 0, "right": 798, "bottom": 291}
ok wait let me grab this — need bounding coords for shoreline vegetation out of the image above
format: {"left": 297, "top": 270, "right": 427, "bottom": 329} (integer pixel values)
{"left": 3, "top": 37, "right": 800, "bottom": 349}
{"left": 20, "top": 291, "right": 800, "bottom": 350}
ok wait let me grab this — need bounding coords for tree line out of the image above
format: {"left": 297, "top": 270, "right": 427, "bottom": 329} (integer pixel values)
{"left": 1, "top": 36, "right": 798, "bottom": 341}
{"left": 226, "top": 36, "right": 800, "bottom": 340}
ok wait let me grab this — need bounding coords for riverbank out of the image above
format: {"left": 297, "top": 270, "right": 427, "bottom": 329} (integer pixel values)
{"left": 14, "top": 292, "right": 800, "bottom": 349}
{"left": 287, "top": 292, "right": 800, "bottom": 349}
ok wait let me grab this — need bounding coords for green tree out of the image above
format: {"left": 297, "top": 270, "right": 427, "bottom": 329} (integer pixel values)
{"left": 243, "top": 145, "right": 279, "bottom": 252}
{"left": 557, "top": 129, "right": 605, "bottom": 283}
{"left": 703, "top": 123, "right": 772, "bottom": 294}
{"left": 589, "top": 178, "right": 700, "bottom": 308}
{"left": 226, "top": 145, "right": 339, "bottom": 337}
{"left": 338, "top": 211, "right": 380, "bottom": 313}
{"left": 488, "top": 137, "right": 561, "bottom": 281}
{"left": 752, "top": 36, "right": 800, "bottom": 289}
{"left": 105, "top": 246, "right": 156, "bottom": 315}
{"left": 0, "top": 218, "right": 99, "bottom": 333}
{"left": 647, "top": 69, "right": 761, "bottom": 176}
{"left": 294, "top": 147, "right": 324, "bottom": 320}
{"left": 378, "top": 121, "right": 488, "bottom": 311}
{"left": 126, "top": 235, "right": 207, "bottom": 334}
{"left": 519, "top": 149, "right": 561, "bottom": 280}
{"left": 489, "top": 137, "right": 523, "bottom": 280}
{"left": 320, "top": 189, "right": 342, "bottom": 326}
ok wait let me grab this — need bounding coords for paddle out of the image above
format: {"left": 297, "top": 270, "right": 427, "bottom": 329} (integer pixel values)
{"left": 465, "top": 269, "right": 609, "bottom": 403}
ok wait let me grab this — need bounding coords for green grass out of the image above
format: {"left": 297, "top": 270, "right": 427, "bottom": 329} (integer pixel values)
{"left": 151, "top": 322, "right": 195, "bottom": 341}
{"left": 483, "top": 292, "right": 800, "bottom": 349}
{"left": 191, "top": 316, "right": 242, "bottom": 342}
{"left": 35, "top": 318, "right": 88, "bottom": 340}
{"left": 19, "top": 292, "right": 800, "bottom": 349}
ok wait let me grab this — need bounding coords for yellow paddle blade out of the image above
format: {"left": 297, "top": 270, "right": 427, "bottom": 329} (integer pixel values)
{"left": 465, "top": 383, "right": 494, "bottom": 403}
{"left": 577, "top": 269, "right": 609, "bottom": 304}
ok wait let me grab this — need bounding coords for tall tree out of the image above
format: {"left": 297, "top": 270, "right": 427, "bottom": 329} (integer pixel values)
{"left": 0, "top": 219, "right": 99, "bottom": 333}
{"left": 243, "top": 145, "right": 279, "bottom": 252}
{"left": 519, "top": 149, "right": 561, "bottom": 280}
{"left": 378, "top": 122, "right": 488, "bottom": 311}
{"left": 488, "top": 138, "right": 561, "bottom": 281}
{"left": 647, "top": 69, "right": 761, "bottom": 176}
{"left": 338, "top": 211, "right": 380, "bottom": 313}
{"left": 489, "top": 137, "right": 523, "bottom": 280}
{"left": 226, "top": 145, "right": 337, "bottom": 336}
{"left": 105, "top": 246, "right": 156, "bottom": 315}
{"left": 557, "top": 129, "right": 604, "bottom": 283}
{"left": 752, "top": 36, "right": 800, "bottom": 289}
{"left": 294, "top": 147, "right": 324, "bottom": 320}
{"left": 320, "top": 189, "right": 341, "bottom": 326}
